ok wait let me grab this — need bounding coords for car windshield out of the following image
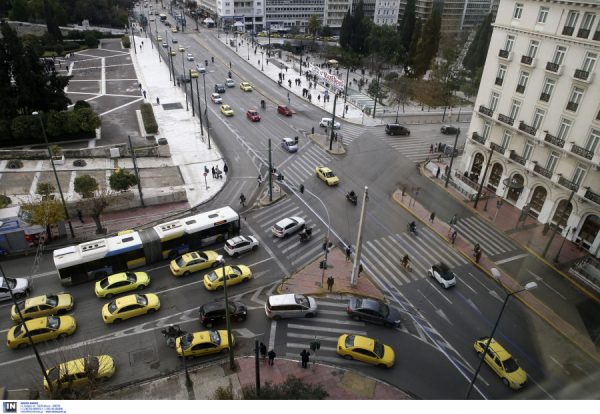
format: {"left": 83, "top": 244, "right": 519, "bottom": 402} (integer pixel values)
{"left": 345, "top": 335, "right": 355, "bottom": 348}
{"left": 217, "top": 84, "right": 223, "bottom": 88}
{"left": 503, "top": 357, "right": 520, "bottom": 373}
{"left": 282, "top": 106, "right": 289, "bottom": 111}
{"left": 135, "top": 294, "right": 148, "bottom": 305}
{"left": 210, "top": 330, "right": 221, "bottom": 345}
{"left": 100, "top": 277, "right": 110, "bottom": 288}
{"left": 2, "top": 278, "right": 16, "bottom": 289}
{"left": 180, "top": 332, "right": 194, "bottom": 350}
{"left": 175, "top": 256, "right": 186, "bottom": 267}
{"left": 47, "top": 366, "right": 60, "bottom": 383}
{"left": 325, "top": 172, "right": 335, "bottom": 178}
{"left": 378, "top": 302, "right": 390, "bottom": 317}
{"left": 230, "top": 266, "right": 242, "bottom": 275}
{"left": 295, "top": 294, "right": 309, "bottom": 307}
{"left": 126, "top": 273, "right": 137, "bottom": 283}
{"left": 213, "top": 94, "right": 220, "bottom": 99}
{"left": 13, "top": 323, "right": 24, "bottom": 338}
{"left": 107, "top": 301, "right": 118, "bottom": 314}
{"left": 199, "top": 252, "right": 208, "bottom": 261}
{"left": 223, "top": 106, "right": 230, "bottom": 110}
{"left": 207, "top": 271, "right": 218, "bottom": 282}
{"left": 47, "top": 316, "right": 60, "bottom": 330}
{"left": 15, "top": 301, "right": 26, "bottom": 311}
{"left": 373, "top": 341, "right": 385, "bottom": 359}
{"left": 46, "top": 295, "right": 58, "bottom": 307}
{"left": 273, "top": 224, "right": 283, "bottom": 231}
{"left": 249, "top": 111, "right": 257, "bottom": 115}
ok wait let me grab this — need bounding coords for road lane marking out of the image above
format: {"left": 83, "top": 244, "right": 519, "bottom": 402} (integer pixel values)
{"left": 494, "top": 253, "right": 529, "bottom": 264}
{"left": 287, "top": 324, "right": 367, "bottom": 335}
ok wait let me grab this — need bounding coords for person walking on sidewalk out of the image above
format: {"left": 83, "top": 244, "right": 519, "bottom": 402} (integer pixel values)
{"left": 240, "top": 193, "right": 246, "bottom": 207}
{"left": 157, "top": 97, "right": 160, "bottom": 105}
{"left": 327, "top": 276, "right": 334, "bottom": 292}
{"left": 77, "top": 210, "right": 84, "bottom": 223}
{"left": 358, "top": 263, "right": 363, "bottom": 277}
{"left": 259, "top": 342, "right": 267, "bottom": 360}
{"left": 300, "top": 350, "right": 310, "bottom": 368}
{"left": 268, "top": 348, "right": 276, "bottom": 365}
{"left": 473, "top": 243, "right": 480, "bottom": 254}
{"left": 345, "top": 245, "right": 351, "bottom": 261}
{"left": 475, "top": 249, "right": 482, "bottom": 263}
{"left": 223, "top": 164, "right": 229, "bottom": 175}
{"left": 143, "top": 90, "right": 146, "bottom": 99}
{"left": 430, "top": 211, "right": 436, "bottom": 224}
{"left": 258, "top": 174, "right": 262, "bottom": 186}
{"left": 451, "top": 230, "right": 458, "bottom": 245}
{"left": 211, "top": 166, "right": 215, "bottom": 178}
{"left": 429, "top": 144, "right": 434, "bottom": 154}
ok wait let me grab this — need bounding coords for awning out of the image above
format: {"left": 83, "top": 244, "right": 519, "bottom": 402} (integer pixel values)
{"left": 233, "top": 21, "right": 244, "bottom": 27}
{"left": 204, "top": 18, "right": 214, "bottom": 23}
{"left": 328, "top": 59, "right": 338, "bottom": 63}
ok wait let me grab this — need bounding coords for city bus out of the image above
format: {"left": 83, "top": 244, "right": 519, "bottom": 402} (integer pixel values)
{"left": 160, "top": 14, "right": 167, "bottom": 21}
{"left": 53, "top": 207, "right": 240, "bottom": 285}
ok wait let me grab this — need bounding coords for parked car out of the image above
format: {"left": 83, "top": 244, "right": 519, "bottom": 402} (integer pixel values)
{"left": 346, "top": 298, "right": 401, "bottom": 327}
{"left": 385, "top": 124, "right": 410, "bottom": 135}
{"left": 281, "top": 137, "right": 298, "bottom": 152}
{"left": 224, "top": 235, "right": 259, "bottom": 256}
{"left": 199, "top": 300, "right": 247, "bottom": 327}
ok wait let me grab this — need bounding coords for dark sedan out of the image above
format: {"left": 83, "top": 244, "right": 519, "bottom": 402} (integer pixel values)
{"left": 347, "top": 298, "right": 402, "bottom": 327}
{"left": 440, "top": 125, "right": 460, "bottom": 134}
{"left": 199, "top": 300, "right": 247, "bottom": 328}
{"left": 214, "top": 84, "right": 225, "bottom": 93}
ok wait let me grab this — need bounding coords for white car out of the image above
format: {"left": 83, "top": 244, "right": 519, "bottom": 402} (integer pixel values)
{"left": 428, "top": 262, "right": 456, "bottom": 288}
{"left": 186, "top": 53, "right": 194, "bottom": 61}
{"left": 319, "top": 118, "right": 341, "bottom": 129}
{"left": 0, "top": 277, "right": 31, "bottom": 300}
{"left": 196, "top": 64, "right": 206, "bottom": 73}
{"left": 211, "top": 93, "right": 223, "bottom": 104}
{"left": 225, "top": 78, "right": 235, "bottom": 87}
{"left": 224, "top": 235, "right": 259, "bottom": 257}
{"left": 271, "top": 217, "right": 305, "bottom": 238}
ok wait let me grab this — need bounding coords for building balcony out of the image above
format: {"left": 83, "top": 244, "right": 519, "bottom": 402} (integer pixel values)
{"left": 509, "top": 150, "right": 527, "bottom": 165}
{"left": 520, "top": 55, "right": 536, "bottom": 68}
{"left": 498, "top": 113, "right": 514, "bottom": 126}
{"left": 498, "top": 49, "right": 512, "bottom": 61}
{"left": 584, "top": 188, "right": 600, "bottom": 205}
{"left": 519, "top": 121, "right": 537, "bottom": 136}
{"left": 573, "top": 69, "right": 594, "bottom": 83}
{"left": 571, "top": 143, "right": 594, "bottom": 160}
{"left": 490, "top": 142, "right": 506, "bottom": 155}
{"left": 545, "top": 62, "right": 563, "bottom": 75}
{"left": 595, "top": 31, "right": 600, "bottom": 41}
{"left": 478, "top": 105, "right": 494, "bottom": 117}
{"left": 533, "top": 163, "right": 553, "bottom": 179}
{"left": 544, "top": 133, "right": 565, "bottom": 148}
{"left": 472, "top": 132, "right": 486, "bottom": 145}
{"left": 558, "top": 175, "right": 579, "bottom": 192}
{"left": 539, "top": 92, "right": 551, "bottom": 102}
{"left": 235, "top": 7, "right": 254, "bottom": 13}
{"left": 516, "top": 84, "right": 526, "bottom": 94}
{"left": 566, "top": 101, "right": 579, "bottom": 112}
{"left": 495, "top": 77, "right": 504, "bottom": 86}
{"left": 577, "top": 28, "right": 591, "bottom": 39}
{"left": 562, "top": 26, "right": 575, "bottom": 36}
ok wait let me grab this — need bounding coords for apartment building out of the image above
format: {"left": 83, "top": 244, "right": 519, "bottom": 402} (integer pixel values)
{"left": 324, "top": 0, "right": 351, "bottom": 28}
{"left": 217, "top": 0, "right": 265, "bottom": 31}
{"left": 374, "top": 0, "right": 400, "bottom": 25}
{"left": 461, "top": 0, "right": 600, "bottom": 253}
{"left": 265, "top": 0, "right": 324, "bottom": 30}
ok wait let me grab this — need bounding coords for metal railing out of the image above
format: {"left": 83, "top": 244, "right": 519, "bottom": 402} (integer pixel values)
{"left": 544, "top": 132, "right": 565, "bottom": 148}
{"left": 585, "top": 189, "right": 600, "bottom": 204}
{"left": 574, "top": 69, "right": 590, "bottom": 80}
{"left": 521, "top": 55, "right": 533, "bottom": 65}
{"left": 498, "top": 49, "right": 510, "bottom": 59}
{"left": 516, "top": 84, "right": 526, "bottom": 93}
{"left": 539, "top": 92, "right": 550, "bottom": 102}
{"left": 577, "top": 28, "right": 591, "bottom": 39}
{"left": 479, "top": 105, "right": 493, "bottom": 117}
{"left": 495, "top": 77, "right": 504, "bottom": 86}
{"left": 490, "top": 142, "right": 505, "bottom": 155}
{"left": 562, "top": 26, "right": 575, "bottom": 36}
{"left": 497, "top": 113, "right": 514, "bottom": 126}
{"left": 546, "top": 62, "right": 560, "bottom": 72}
{"left": 566, "top": 101, "right": 579, "bottom": 112}
{"left": 509, "top": 151, "right": 527, "bottom": 165}
{"left": 472, "top": 132, "right": 486, "bottom": 145}
{"left": 571, "top": 143, "right": 594, "bottom": 160}
{"left": 558, "top": 175, "right": 579, "bottom": 192}
{"left": 534, "top": 164, "right": 553, "bottom": 179}
{"left": 519, "top": 121, "right": 537, "bottom": 136}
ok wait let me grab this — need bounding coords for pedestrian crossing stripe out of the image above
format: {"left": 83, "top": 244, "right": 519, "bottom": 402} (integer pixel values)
{"left": 453, "top": 216, "right": 519, "bottom": 257}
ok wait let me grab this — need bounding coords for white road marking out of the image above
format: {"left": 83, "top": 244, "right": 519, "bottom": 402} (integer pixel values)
{"left": 494, "top": 253, "right": 529, "bottom": 264}
{"left": 287, "top": 324, "right": 367, "bottom": 335}
{"left": 527, "top": 270, "right": 567, "bottom": 299}
{"left": 268, "top": 319, "right": 277, "bottom": 350}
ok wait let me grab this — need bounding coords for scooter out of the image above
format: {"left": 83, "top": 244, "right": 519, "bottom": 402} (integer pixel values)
{"left": 401, "top": 259, "right": 412, "bottom": 272}
{"left": 407, "top": 222, "right": 418, "bottom": 236}
{"left": 346, "top": 192, "right": 357, "bottom": 204}
{"left": 160, "top": 324, "right": 187, "bottom": 348}
{"left": 261, "top": 100, "right": 266, "bottom": 109}
{"left": 299, "top": 227, "right": 312, "bottom": 242}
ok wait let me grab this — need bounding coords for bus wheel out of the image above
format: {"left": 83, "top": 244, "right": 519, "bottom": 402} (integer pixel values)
{"left": 216, "top": 236, "right": 224, "bottom": 244}
{"left": 168, "top": 251, "right": 178, "bottom": 260}
{"left": 95, "top": 271, "right": 107, "bottom": 280}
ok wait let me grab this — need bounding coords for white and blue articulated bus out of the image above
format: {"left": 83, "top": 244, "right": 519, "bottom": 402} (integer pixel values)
{"left": 54, "top": 207, "right": 240, "bottom": 285}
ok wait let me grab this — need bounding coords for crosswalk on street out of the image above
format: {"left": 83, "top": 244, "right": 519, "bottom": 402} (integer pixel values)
{"left": 380, "top": 133, "right": 456, "bottom": 164}
{"left": 452, "top": 216, "right": 520, "bottom": 258}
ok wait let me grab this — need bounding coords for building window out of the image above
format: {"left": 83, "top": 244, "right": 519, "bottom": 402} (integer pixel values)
{"left": 523, "top": 140, "right": 534, "bottom": 160}
{"left": 538, "top": 6, "right": 549, "bottom": 23}
{"left": 482, "top": 121, "right": 492, "bottom": 140}
{"left": 582, "top": 52, "right": 598, "bottom": 73}
{"left": 572, "top": 163, "right": 588, "bottom": 186}
{"left": 517, "top": 71, "right": 530, "bottom": 93}
{"left": 566, "top": 11, "right": 580, "bottom": 28}
{"left": 513, "top": 3, "right": 523, "bottom": 19}
{"left": 567, "top": 86, "right": 585, "bottom": 111}
{"left": 585, "top": 129, "right": 600, "bottom": 153}
{"left": 557, "top": 118, "right": 572, "bottom": 141}
{"left": 501, "top": 129, "right": 512, "bottom": 149}
{"left": 496, "top": 65, "right": 506, "bottom": 86}
{"left": 527, "top": 40, "right": 540, "bottom": 58}
{"left": 546, "top": 151, "right": 560, "bottom": 172}
{"left": 552, "top": 46, "right": 567, "bottom": 65}
{"left": 489, "top": 163, "right": 503, "bottom": 187}
{"left": 552, "top": 199, "right": 572, "bottom": 226}
{"left": 530, "top": 186, "right": 547, "bottom": 212}
{"left": 489, "top": 91, "right": 500, "bottom": 111}
{"left": 532, "top": 108, "right": 545, "bottom": 130}
{"left": 509, "top": 99, "right": 521, "bottom": 120}
{"left": 504, "top": 35, "right": 515, "bottom": 52}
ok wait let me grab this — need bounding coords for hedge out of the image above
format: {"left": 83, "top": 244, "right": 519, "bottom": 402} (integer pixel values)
{"left": 122, "top": 35, "right": 131, "bottom": 48}
{"left": 140, "top": 103, "right": 158, "bottom": 134}
{"left": 44, "top": 42, "right": 80, "bottom": 52}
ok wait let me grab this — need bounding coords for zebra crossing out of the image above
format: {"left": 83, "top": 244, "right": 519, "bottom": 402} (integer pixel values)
{"left": 280, "top": 145, "right": 335, "bottom": 184}
{"left": 452, "top": 216, "right": 520, "bottom": 258}
{"left": 380, "top": 133, "right": 457, "bottom": 164}
{"left": 336, "top": 123, "right": 365, "bottom": 145}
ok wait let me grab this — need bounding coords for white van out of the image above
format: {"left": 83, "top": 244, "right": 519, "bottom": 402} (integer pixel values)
{"left": 265, "top": 294, "right": 318, "bottom": 319}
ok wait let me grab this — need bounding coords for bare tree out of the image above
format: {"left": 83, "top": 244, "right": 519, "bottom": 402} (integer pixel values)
{"left": 77, "top": 188, "right": 123, "bottom": 235}
{"left": 389, "top": 77, "right": 414, "bottom": 113}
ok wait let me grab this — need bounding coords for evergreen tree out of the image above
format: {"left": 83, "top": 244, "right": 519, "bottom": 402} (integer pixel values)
{"left": 43, "top": 0, "right": 62, "bottom": 43}
{"left": 339, "top": 9, "right": 351, "bottom": 50}
{"left": 54, "top": 3, "right": 68, "bottom": 27}
{"left": 472, "top": 13, "right": 494, "bottom": 71}
{"left": 413, "top": 8, "right": 441, "bottom": 78}
{"left": 399, "top": 0, "right": 416, "bottom": 50}
{"left": 9, "top": 0, "right": 29, "bottom": 22}
{"left": 350, "top": 0, "right": 366, "bottom": 54}
{"left": 405, "top": 17, "right": 421, "bottom": 75}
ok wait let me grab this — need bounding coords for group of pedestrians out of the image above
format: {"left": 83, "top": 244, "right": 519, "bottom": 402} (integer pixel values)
{"left": 259, "top": 342, "right": 276, "bottom": 365}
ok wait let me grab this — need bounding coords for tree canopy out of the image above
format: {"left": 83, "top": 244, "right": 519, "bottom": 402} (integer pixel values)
{"left": 413, "top": 8, "right": 442, "bottom": 78}
{"left": 463, "top": 13, "right": 494, "bottom": 74}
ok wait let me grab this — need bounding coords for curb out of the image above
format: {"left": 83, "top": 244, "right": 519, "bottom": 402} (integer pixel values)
{"left": 258, "top": 183, "right": 286, "bottom": 206}
{"left": 308, "top": 134, "right": 346, "bottom": 155}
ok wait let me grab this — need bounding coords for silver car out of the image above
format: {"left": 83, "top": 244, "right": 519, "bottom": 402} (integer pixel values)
{"left": 271, "top": 217, "right": 305, "bottom": 238}
{"left": 196, "top": 64, "right": 206, "bottom": 73}
{"left": 225, "top": 78, "right": 235, "bottom": 87}
{"left": 281, "top": 138, "right": 298, "bottom": 153}
{"left": 428, "top": 262, "right": 457, "bottom": 288}
{"left": 0, "top": 277, "right": 31, "bottom": 300}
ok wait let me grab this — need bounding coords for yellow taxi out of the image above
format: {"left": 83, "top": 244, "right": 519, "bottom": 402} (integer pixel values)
{"left": 11, "top": 294, "right": 74, "bottom": 322}
{"left": 171, "top": 28, "right": 178, "bottom": 33}
{"left": 44, "top": 355, "right": 116, "bottom": 391}
{"left": 176, "top": 330, "right": 234, "bottom": 359}
{"left": 150, "top": 17, "right": 155, "bottom": 21}
{"left": 257, "top": 33, "right": 267, "bottom": 37}
{"left": 157, "top": 36, "right": 162, "bottom": 41}
{"left": 316, "top": 166, "right": 339, "bottom": 185}
{"left": 337, "top": 334, "right": 395, "bottom": 368}
{"left": 235, "top": 30, "right": 244, "bottom": 34}
{"left": 240, "top": 82, "right": 252, "bottom": 91}
{"left": 272, "top": 33, "right": 280, "bottom": 38}
{"left": 474, "top": 337, "right": 527, "bottom": 389}
{"left": 220, "top": 105, "right": 234, "bottom": 116}
{"left": 7, "top": 316, "right": 76, "bottom": 349}
{"left": 94, "top": 272, "right": 150, "bottom": 299}
{"left": 203, "top": 265, "right": 252, "bottom": 291}
{"left": 101, "top": 294, "right": 160, "bottom": 324}
{"left": 178, "top": 46, "right": 185, "bottom": 52}
{"left": 170, "top": 250, "right": 219, "bottom": 276}
{"left": 190, "top": 69, "right": 198, "bottom": 78}
{"left": 169, "top": 50, "right": 176, "bottom": 56}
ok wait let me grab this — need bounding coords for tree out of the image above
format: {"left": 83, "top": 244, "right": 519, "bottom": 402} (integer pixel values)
{"left": 109, "top": 169, "right": 138, "bottom": 192}
{"left": 74, "top": 174, "right": 99, "bottom": 199}
{"left": 405, "top": 17, "right": 421, "bottom": 75}
{"left": 85, "top": 34, "right": 98, "bottom": 48}
{"left": 77, "top": 188, "right": 121, "bottom": 234}
{"left": 20, "top": 183, "right": 65, "bottom": 227}
{"left": 366, "top": 24, "right": 403, "bottom": 64}
{"left": 339, "top": 9, "right": 352, "bottom": 50}
{"left": 54, "top": 44, "right": 64, "bottom": 56}
{"left": 320, "top": 25, "right": 332, "bottom": 38}
{"left": 307, "top": 14, "right": 322, "bottom": 51}
{"left": 36, "top": 182, "right": 55, "bottom": 197}
{"left": 389, "top": 77, "right": 414, "bottom": 113}
{"left": 412, "top": 78, "right": 444, "bottom": 109}
{"left": 367, "top": 77, "right": 388, "bottom": 104}
{"left": 398, "top": 0, "right": 416, "bottom": 52}
{"left": 54, "top": 3, "right": 68, "bottom": 27}
{"left": 412, "top": 8, "right": 441, "bottom": 78}
{"left": 43, "top": 0, "right": 62, "bottom": 44}
{"left": 9, "top": 0, "right": 29, "bottom": 22}
{"left": 350, "top": 1, "right": 370, "bottom": 55}
{"left": 463, "top": 13, "right": 493, "bottom": 74}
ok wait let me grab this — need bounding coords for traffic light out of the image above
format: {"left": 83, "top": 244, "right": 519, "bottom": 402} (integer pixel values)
{"left": 310, "top": 340, "right": 321, "bottom": 351}
{"left": 294, "top": 136, "right": 299, "bottom": 144}
{"left": 278, "top": 173, "right": 284, "bottom": 181}
{"left": 319, "top": 260, "right": 327, "bottom": 269}
{"left": 322, "top": 241, "right": 327, "bottom": 250}
{"left": 299, "top": 184, "right": 304, "bottom": 193}
{"left": 271, "top": 167, "right": 277, "bottom": 174}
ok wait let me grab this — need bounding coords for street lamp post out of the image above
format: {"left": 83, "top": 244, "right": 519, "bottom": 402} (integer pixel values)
{"left": 465, "top": 269, "right": 537, "bottom": 399}
{"left": 182, "top": 51, "right": 188, "bottom": 111}
{"left": 261, "top": 51, "right": 264, "bottom": 70}
{"left": 194, "top": 77, "right": 204, "bottom": 136}
{"left": 203, "top": 72, "right": 214, "bottom": 149}
{"left": 216, "top": 255, "right": 235, "bottom": 371}
{"left": 372, "top": 72, "right": 381, "bottom": 118}
{"left": 33, "top": 112, "right": 75, "bottom": 238}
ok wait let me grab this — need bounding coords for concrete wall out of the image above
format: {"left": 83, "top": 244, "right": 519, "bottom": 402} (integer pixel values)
{"left": 0, "top": 144, "right": 170, "bottom": 160}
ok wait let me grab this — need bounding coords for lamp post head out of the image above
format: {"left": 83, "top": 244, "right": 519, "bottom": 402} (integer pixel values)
{"left": 491, "top": 268, "right": 501, "bottom": 281}
{"left": 524, "top": 282, "right": 538, "bottom": 291}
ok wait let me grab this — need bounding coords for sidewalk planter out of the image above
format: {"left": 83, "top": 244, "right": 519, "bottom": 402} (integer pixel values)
{"left": 52, "top": 155, "right": 65, "bottom": 165}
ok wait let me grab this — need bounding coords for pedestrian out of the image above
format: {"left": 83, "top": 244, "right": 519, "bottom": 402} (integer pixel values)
{"left": 436, "top": 167, "right": 441, "bottom": 178}
{"left": 327, "top": 276, "right": 334, "bottom": 292}
{"left": 204, "top": 165, "right": 209, "bottom": 174}
{"left": 285, "top": 67, "right": 287, "bottom": 72}
{"left": 157, "top": 97, "right": 160, "bottom": 105}
{"left": 429, "top": 144, "right": 433, "bottom": 154}
{"left": 451, "top": 230, "right": 457, "bottom": 245}
{"left": 230, "top": 61, "right": 231, "bottom": 68}
{"left": 475, "top": 249, "right": 482, "bottom": 263}
{"left": 434, "top": 144, "right": 438, "bottom": 152}
{"left": 258, "top": 174, "right": 262, "bottom": 186}
{"left": 268, "top": 348, "right": 276, "bottom": 365}
{"left": 211, "top": 166, "right": 215, "bottom": 178}
{"left": 345, "top": 245, "right": 351, "bottom": 261}
{"left": 578, "top": 239, "right": 585, "bottom": 251}
{"left": 473, "top": 243, "right": 480, "bottom": 253}
{"left": 318, "top": 95, "right": 320, "bottom": 102}
{"left": 358, "top": 263, "right": 363, "bottom": 277}
{"left": 430, "top": 211, "right": 436, "bottom": 224}
{"left": 259, "top": 342, "right": 267, "bottom": 359}
{"left": 240, "top": 193, "right": 246, "bottom": 207}
{"left": 445, "top": 165, "right": 449, "bottom": 176}
{"left": 139, "top": 83, "right": 142, "bottom": 90}
{"left": 77, "top": 209, "right": 84, "bottom": 223}
{"left": 143, "top": 90, "right": 146, "bottom": 99}
{"left": 223, "top": 164, "right": 229, "bottom": 174}
{"left": 345, "top": 105, "right": 349, "bottom": 114}
{"left": 300, "top": 349, "right": 310, "bottom": 368}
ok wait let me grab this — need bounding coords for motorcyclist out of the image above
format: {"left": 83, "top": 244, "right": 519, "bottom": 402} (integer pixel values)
{"left": 228, "top": 71, "right": 232, "bottom": 78}
{"left": 261, "top": 99, "right": 265, "bottom": 108}
{"left": 211, "top": 56, "right": 214, "bottom": 63}
{"left": 402, "top": 254, "right": 410, "bottom": 267}
{"left": 205, "top": 59, "right": 208, "bottom": 66}
{"left": 166, "top": 324, "right": 178, "bottom": 337}
{"left": 348, "top": 190, "right": 356, "bottom": 200}
{"left": 410, "top": 221, "right": 416, "bottom": 232}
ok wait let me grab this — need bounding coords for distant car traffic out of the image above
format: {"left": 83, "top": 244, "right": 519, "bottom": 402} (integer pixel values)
{"left": 346, "top": 298, "right": 401, "bottom": 327}
{"left": 162, "top": 42, "right": 168, "bottom": 47}
{"left": 319, "top": 118, "right": 340, "bottom": 129}
{"left": 224, "top": 235, "right": 259, "bottom": 257}
{"left": 281, "top": 137, "right": 298, "bottom": 152}
{"left": 316, "top": 166, "right": 339, "bottom": 185}
{"left": 246, "top": 109, "right": 260, "bottom": 121}
{"left": 190, "top": 69, "right": 198, "bottom": 78}
{"left": 240, "top": 82, "right": 252, "bottom": 91}
{"left": 385, "top": 124, "right": 410, "bottom": 135}
{"left": 214, "top": 84, "right": 225, "bottom": 93}
{"left": 172, "top": 37, "right": 178, "bottom": 43}
{"left": 186, "top": 53, "right": 194, "bottom": 61}
{"left": 271, "top": 217, "right": 305, "bottom": 237}
{"left": 225, "top": 78, "right": 235, "bottom": 87}
{"left": 277, "top": 105, "right": 292, "bottom": 116}
{"left": 220, "top": 105, "right": 234, "bottom": 116}
{"left": 178, "top": 46, "right": 185, "bottom": 52}
{"left": 440, "top": 125, "right": 460, "bottom": 134}
{"left": 196, "top": 64, "right": 206, "bottom": 73}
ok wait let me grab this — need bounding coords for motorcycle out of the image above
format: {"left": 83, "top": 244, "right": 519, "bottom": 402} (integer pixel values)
{"left": 228, "top": 71, "right": 232, "bottom": 78}
{"left": 211, "top": 57, "right": 214, "bottom": 63}
{"left": 261, "top": 100, "right": 266, "bottom": 109}
{"left": 401, "top": 259, "right": 412, "bottom": 272}
{"left": 205, "top": 59, "right": 208, "bottom": 66}
{"left": 160, "top": 324, "right": 187, "bottom": 348}
{"left": 346, "top": 192, "right": 357, "bottom": 204}
{"left": 299, "top": 227, "right": 312, "bottom": 242}
{"left": 407, "top": 222, "right": 418, "bottom": 236}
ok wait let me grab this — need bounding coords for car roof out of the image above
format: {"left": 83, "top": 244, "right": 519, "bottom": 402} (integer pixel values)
{"left": 356, "top": 298, "right": 380, "bottom": 312}
{"left": 484, "top": 339, "right": 513, "bottom": 361}
{"left": 268, "top": 294, "right": 306, "bottom": 306}
{"left": 191, "top": 330, "right": 222, "bottom": 345}
{"left": 443, "top": 125, "right": 454, "bottom": 128}
{"left": 203, "top": 301, "right": 227, "bottom": 312}
{"left": 227, "top": 236, "right": 249, "bottom": 244}
{"left": 282, "top": 137, "right": 293, "bottom": 142}
{"left": 24, "top": 295, "right": 50, "bottom": 307}
{"left": 106, "top": 273, "right": 128, "bottom": 283}
{"left": 226, "top": 78, "right": 233, "bottom": 82}
{"left": 24, "top": 317, "right": 51, "bottom": 329}
{"left": 319, "top": 167, "right": 332, "bottom": 172}
{"left": 276, "top": 218, "right": 294, "bottom": 226}
{"left": 115, "top": 295, "right": 138, "bottom": 307}
{"left": 353, "top": 335, "right": 376, "bottom": 350}
{"left": 248, "top": 109, "right": 257, "bottom": 112}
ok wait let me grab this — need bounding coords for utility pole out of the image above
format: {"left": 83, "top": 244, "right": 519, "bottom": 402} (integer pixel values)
{"left": 170, "top": 48, "right": 175, "bottom": 86}
{"left": 473, "top": 146, "right": 494, "bottom": 209}
{"left": 268, "top": 139, "right": 273, "bottom": 201}
{"left": 299, "top": 40, "right": 303, "bottom": 76}
{"left": 444, "top": 129, "right": 461, "bottom": 188}
{"left": 190, "top": 71, "right": 195, "bottom": 117}
{"left": 182, "top": 52, "right": 188, "bottom": 111}
{"left": 342, "top": 64, "right": 350, "bottom": 119}
{"left": 127, "top": 136, "right": 145, "bottom": 207}
{"left": 372, "top": 72, "right": 381, "bottom": 118}
{"left": 219, "top": 256, "right": 235, "bottom": 370}
{"left": 203, "top": 73, "right": 211, "bottom": 149}
{"left": 195, "top": 77, "right": 204, "bottom": 135}
{"left": 254, "top": 338, "right": 260, "bottom": 396}
{"left": 329, "top": 95, "right": 338, "bottom": 150}
{"left": 351, "top": 187, "right": 368, "bottom": 287}
{"left": 542, "top": 190, "right": 575, "bottom": 258}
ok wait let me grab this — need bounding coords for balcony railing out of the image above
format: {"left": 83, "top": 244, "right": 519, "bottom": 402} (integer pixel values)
{"left": 577, "top": 28, "right": 591, "bottom": 39}
{"left": 540, "top": 92, "right": 551, "bottom": 102}
{"left": 546, "top": 62, "right": 560, "bottom": 72}
{"left": 498, "top": 113, "right": 514, "bottom": 126}
{"left": 559, "top": 176, "right": 579, "bottom": 192}
{"left": 472, "top": 132, "right": 486, "bottom": 145}
{"left": 534, "top": 164, "right": 553, "bottom": 179}
{"left": 521, "top": 55, "right": 533, "bottom": 65}
{"left": 516, "top": 84, "right": 526, "bottom": 93}
{"left": 574, "top": 69, "right": 590, "bottom": 80}
{"left": 566, "top": 101, "right": 579, "bottom": 112}
{"left": 499, "top": 49, "right": 510, "bottom": 59}
{"left": 490, "top": 142, "right": 506, "bottom": 155}
{"left": 595, "top": 31, "right": 600, "bottom": 41}
{"left": 562, "top": 26, "right": 575, "bottom": 36}
{"left": 571, "top": 143, "right": 594, "bottom": 160}
{"left": 509, "top": 150, "right": 527, "bottom": 165}
{"left": 478, "top": 105, "right": 494, "bottom": 117}
{"left": 544, "top": 133, "right": 565, "bottom": 148}
{"left": 495, "top": 77, "right": 504, "bottom": 86}
{"left": 585, "top": 189, "right": 600, "bottom": 205}
{"left": 519, "top": 121, "right": 537, "bottom": 136}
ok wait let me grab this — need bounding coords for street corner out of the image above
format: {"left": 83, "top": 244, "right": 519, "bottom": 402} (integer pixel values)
{"left": 258, "top": 183, "right": 287, "bottom": 206}
{"left": 308, "top": 134, "right": 346, "bottom": 155}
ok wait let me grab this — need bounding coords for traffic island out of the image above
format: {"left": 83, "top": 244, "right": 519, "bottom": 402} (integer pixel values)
{"left": 258, "top": 182, "right": 286, "bottom": 206}
{"left": 309, "top": 133, "right": 346, "bottom": 155}
{"left": 278, "top": 247, "right": 383, "bottom": 300}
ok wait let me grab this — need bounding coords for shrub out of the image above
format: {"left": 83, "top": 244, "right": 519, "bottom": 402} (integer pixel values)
{"left": 75, "top": 108, "right": 102, "bottom": 132}
{"left": 45, "top": 111, "right": 64, "bottom": 137}
{"left": 74, "top": 100, "right": 91, "bottom": 111}
{"left": 122, "top": 35, "right": 131, "bottom": 48}
{"left": 63, "top": 42, "right": 80, "bottom": 51}
{"left": 62, "top": 112, "right": 82, "bottom": 135}
{"left": 109, "top": 169, "right": 138, "bottom": 192}
{"left": 11, "top": 116, "right": 42, "bottom": 141}
{"left": 54, "top": 44, "right": 64, "bottom": 56}
{"left": 85, "top": 34, "right": 98, "bottom": 48}
{"left": 384, "top": 72, "right": 399, "bottom": 82}
{"left": 140, "top": 103, "right": 158, "bottom": 134}
{"left": 74, "top": 174, "right": 98, "bottom": 198}
{"left": 0, "top": 120, "right": 13, "bottom": 141}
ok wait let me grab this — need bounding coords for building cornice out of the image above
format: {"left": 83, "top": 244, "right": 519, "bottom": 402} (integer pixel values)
{"left": 491, "top": 23, "right": 600, "bottom": 50}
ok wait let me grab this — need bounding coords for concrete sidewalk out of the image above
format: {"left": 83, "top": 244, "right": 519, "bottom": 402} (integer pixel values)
{"left": 103, "top": 356, "right": 411, "bottom": 400}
